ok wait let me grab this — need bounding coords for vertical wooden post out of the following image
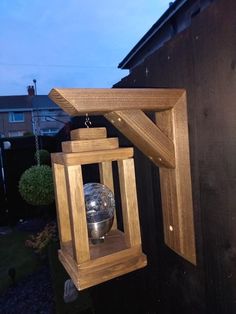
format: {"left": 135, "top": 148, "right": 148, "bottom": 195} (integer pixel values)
{"left": 52, "top": 163, "right": 71, "bottom": 245}
{"left": 155, "top": 93, "right": 196, "bottom": 264}
{"left": 65, "top": 165, "right": 90, "bottom": 264}
{"left": 118, "top": 158, "right": 141, "bottom": 247}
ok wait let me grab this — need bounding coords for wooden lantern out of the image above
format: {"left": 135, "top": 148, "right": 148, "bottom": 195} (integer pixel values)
{"left": 51, "top": 127, "right": 147, "bottom": 290}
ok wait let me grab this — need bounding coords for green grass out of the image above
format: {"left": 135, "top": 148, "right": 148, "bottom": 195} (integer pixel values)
{"left": 0, "top": 229, "right": 41, "bottom": 293}
{"left": 0, "top": 230, "right": 94, "bottom": 313}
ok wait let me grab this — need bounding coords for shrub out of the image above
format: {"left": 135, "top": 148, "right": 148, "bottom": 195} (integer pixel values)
{"left": 23, "top": 131, "right": 34, "bottom": 137}
{"left": 25, "top": 222, "right": 57, "bottom": 256}
{"left": 19, "top": 165, "right": 54, "bottom": 206}
{"left": 34, "top": 149, "right": 51, "bottom": 165}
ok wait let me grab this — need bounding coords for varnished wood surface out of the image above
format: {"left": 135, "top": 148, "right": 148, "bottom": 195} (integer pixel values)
{"left": 118, "top": 158, "right": 142, "bottom": 247}
{"left": 62, "top": 138, "right": 119, "bottom": 153}
{"left": 156, "top": 94, "right": 196, "bottom": 264}
{"left": 49, "top": 88, "right": 185, "bottom": 116}
{"left": 52, "top": 163, "right": 71, "bottom": 244}
{"left": 51, "top": 147, "right": 133, "bottom": 165}
{"left": 105, "top": 110, "right": 175, "bottom": 168}
{"left": 70, "top": 127, "right": 107, "bottom": 140}
{"left": 65, "top": 165, "right": 90, "bottom": 263}
{"left": 59, "top": 234, "right": 147, "bottom": 290}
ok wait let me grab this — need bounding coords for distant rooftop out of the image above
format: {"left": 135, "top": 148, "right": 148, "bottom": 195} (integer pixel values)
{"left": 0, "top": 95, "right": 59, "bottom": 112}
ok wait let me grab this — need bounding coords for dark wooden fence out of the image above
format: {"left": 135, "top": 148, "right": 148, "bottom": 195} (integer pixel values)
{"left": 112, "top": 0, "right": 236, "bottom": 313}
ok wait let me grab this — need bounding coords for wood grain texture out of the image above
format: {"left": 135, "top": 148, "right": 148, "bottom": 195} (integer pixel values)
{"left": 59, "top": 239, "right": 147, "bottom": 290}
{"left": 70, "top": 127, "right": 107, "bottom": 140}
{"left": 62, "top": 230, "right": 128, "bottom": 261}
{"left": 52, "top": 163, "right": 71, "bottom": 244}
{"left": 76, "top": 252, "right": 147, "bottom": 290}
{"left": 99, "top": 161, "right": 117, "bottom": 229}
{"left": 105, "top": 110, "right": 175, "bottom": 168}
{"left": 49, "top": 88, "right": 185, "bottom": 116}
{"left": 118, "top": 158, "right": 142, "bottom": 247}
{"left": 65, "top": 165, "right": 90, "bottom": 264}
{"left": 156, "top": 93, "right": 196, "bottom": 264}
{"left": 51, "top": 148, "right": 133, "bottom": 165}
{"left": 62, "top": 138, "right": 119, "bottom": 153}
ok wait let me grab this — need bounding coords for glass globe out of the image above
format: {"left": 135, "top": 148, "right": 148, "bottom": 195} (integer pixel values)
{"left": 83, "top": 183, "right": 115, "bottom": 242}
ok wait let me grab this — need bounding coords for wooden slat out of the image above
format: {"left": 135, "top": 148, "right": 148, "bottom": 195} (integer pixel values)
{"left": 118, "top": 158, "right": 142, "bottom": 247}
{"left": 65, "top": 165, "right": 90, "bottom": 264}
{"left": 59, "top": 242, "right": 147, "bottom": 290}
{"left": 52, "top": 163, "right": 71, "bottom": 244}
{"left": 70, "top": 127, "right": 107, "bottom": 140}
{"left": 99, "top": 161, "right": 117, "bottom": 229}
{"left": 77, "top": 251, "right": 146, "bottom": 290}
{"left": 155, "top": 93, "right": 196, "bottom": 264}
{"left": 62, "top": 138, "right": 119, "bottom": 153}
{"left": 105, "top": 110, "right": 175, "bottom": 168}
{"left": 158, "top": 167, "right": 181, "bottom": 252}
{"left": 49, "top": 88, "right": 185, "bottom": 116}
{"left": 51, "top": 153, "right": 63, "bottom": 164}
{"left": 51, "top": 148, "right": 133, "bottom": 165}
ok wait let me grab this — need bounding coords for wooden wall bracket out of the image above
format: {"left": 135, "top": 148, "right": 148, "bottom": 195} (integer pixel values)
{"left": 49, "top": 88, "right": 196, "bottom": 265}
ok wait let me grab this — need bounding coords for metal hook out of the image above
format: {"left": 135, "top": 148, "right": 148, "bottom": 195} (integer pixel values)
{"left": 85, "top": 113, "right": 92, "bottom": 128}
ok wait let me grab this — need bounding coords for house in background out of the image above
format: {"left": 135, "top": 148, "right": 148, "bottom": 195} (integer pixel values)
{"left": 0, "top": 86, "right": 70, "bottom": 138}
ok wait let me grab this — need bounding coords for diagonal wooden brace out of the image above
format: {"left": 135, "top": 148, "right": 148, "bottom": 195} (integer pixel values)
{"left": 105, "top": 110, "right": 175, "bottom": 168}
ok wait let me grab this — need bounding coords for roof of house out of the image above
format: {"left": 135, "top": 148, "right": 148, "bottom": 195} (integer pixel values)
{"left": 0, "top": 95, "right": 59, "bottom": 112}
{"left": 32, "top": 95, "right": 59, "bottom": 110}
{"left": 118, "top": 0, "right": 212, "bottom": 70}
{"left": 118, "top": 0, "right": 188, "bottom": 69}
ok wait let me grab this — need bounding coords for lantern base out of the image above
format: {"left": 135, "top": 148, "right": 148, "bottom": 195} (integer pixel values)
{"left": 58, "top": 230, "right": 147, "bottom": 290}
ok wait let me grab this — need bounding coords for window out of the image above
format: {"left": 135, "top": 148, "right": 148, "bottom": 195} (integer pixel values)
{"left": 41, "top": 128, "right": 59, "bottom": 136}
{"left": 9, "top": 112, "right": 25, "bottom": 122}
{"left": 8, "top": 130, "right": 25, "bottom": 137}
{"left": 39, "top": 110, "right": 55, "bottom": 122}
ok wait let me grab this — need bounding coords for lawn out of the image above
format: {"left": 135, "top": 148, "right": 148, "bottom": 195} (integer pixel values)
{"left": 0, "top": 228, "right": 94, "bottom": 313}
{"left": 0, "top": 229, "right": 41, "bottom": 293}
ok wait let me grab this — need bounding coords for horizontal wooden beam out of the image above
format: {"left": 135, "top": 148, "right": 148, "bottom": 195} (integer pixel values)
{"left": 62, "top": 138, "right": 119, "bottom": 153}
{"left": 105, "top": 110, "right": 175, "bottom": 168}
{"left": 51, "top": 148, "right": 133, "bottom": 165}
{"left": 70, "top": 127, "right": 107, "bottom": 140}
{"left": 49, "top": 88, "right": 185, "bottom": 116}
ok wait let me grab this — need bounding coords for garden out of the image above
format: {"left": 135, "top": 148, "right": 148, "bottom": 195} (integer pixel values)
{"left": 0, "top": 136, "right": 94, "bottom": 313}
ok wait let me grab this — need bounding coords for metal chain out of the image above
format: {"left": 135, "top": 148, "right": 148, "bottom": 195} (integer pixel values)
{"left": 32, "top": 110, "right": 40, "bottom": 166}
{"left": 85, "top": 113, "right": 92, "bottom": 128}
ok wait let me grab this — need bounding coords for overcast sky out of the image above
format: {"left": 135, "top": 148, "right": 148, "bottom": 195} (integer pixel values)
{"left": 0, "top": 0, "right": 171, "bottom": 96}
